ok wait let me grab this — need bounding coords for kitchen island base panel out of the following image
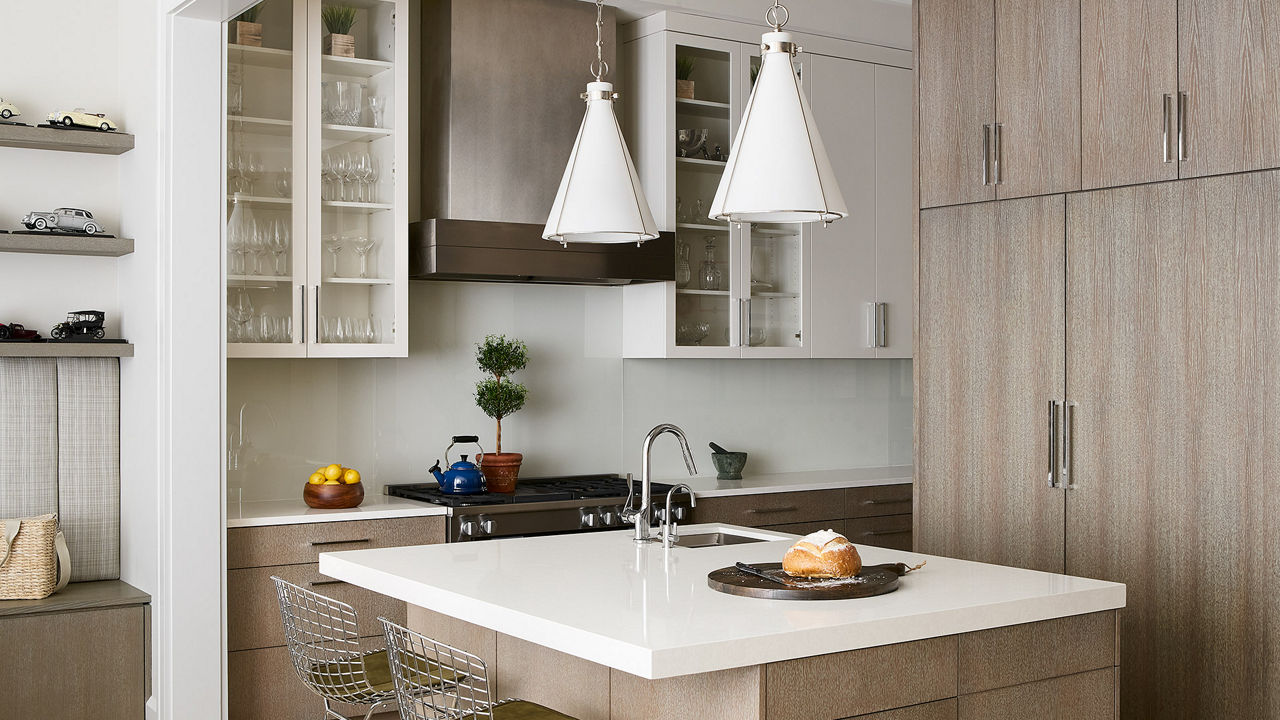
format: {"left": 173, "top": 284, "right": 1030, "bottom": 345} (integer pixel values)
{"left": 407, "top": 606, "right": 1119, "bottom": 720}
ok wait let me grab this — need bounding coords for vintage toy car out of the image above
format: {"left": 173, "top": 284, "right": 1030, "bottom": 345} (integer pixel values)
{"left": 22, "top": 208, "right": 105, "bottom": 235}
{"left": 46, "top": 108, "right": 117, "bottom": 131}
{"left": 0, "top": 322, "right": 40, "bottom": 341}
{"left": 0, "top": 98, "right": 20, "bottom": 120}
{"left": 50, "top": 311, "right": 106, "bottom": 341}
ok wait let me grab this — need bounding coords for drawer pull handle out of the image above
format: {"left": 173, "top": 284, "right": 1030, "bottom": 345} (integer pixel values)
{"left": 309, "top": 580, "right": 345, "bottom": 587}
{"left": 310, "top": 538, "right": 372, "bottom": 547}
{"left": 862, "top": 529, "right": 911, "bottom": 537}
{"left": 744, "top": 506, "right": 799, "bottom": 514}
{"left": 860, "top": 498, "right": 909, "bottom": 505}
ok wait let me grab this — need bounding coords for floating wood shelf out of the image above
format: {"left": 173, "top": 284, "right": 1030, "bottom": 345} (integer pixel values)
{"left": 0, "top": 343, "right": 135, "bottom": 358}
{"left": 0, "top": 233, "right": 134, "bottom": 257}
{"left": 0, "top": 123, "right": 134, "bottom": 155}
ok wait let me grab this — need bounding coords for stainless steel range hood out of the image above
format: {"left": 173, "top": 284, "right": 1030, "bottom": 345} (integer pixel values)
{"left": 412, "top": 0, "right": 673, "bottom": 285}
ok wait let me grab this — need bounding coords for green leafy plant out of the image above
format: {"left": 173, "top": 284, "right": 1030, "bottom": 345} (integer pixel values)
{"left": 235, "top": 3, "right": 261, "bottom": 23}
{"left": 473, "top": 335, "right": 529, "bottom": 454}
{"left": 322, "top": 5, "right": 358, "bottom": 35}
{"left": 675, "top": 56, "right": 696, "bottom": 81}
{"left": 750, "top": 62, "right": 760, "bottom": 87}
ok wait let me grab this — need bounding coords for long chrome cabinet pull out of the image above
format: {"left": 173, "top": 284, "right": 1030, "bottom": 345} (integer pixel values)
{"left": 866, "top": 302, "right": 878, "bottom": 348}
{"left": 1062, "top": 402, "right": 1076, "bottom": 489}
{"left": 1047, "top": 400, "right": 1061, "bottom": 488}
{"left": 982, "top": 124, "right": 992, "bottom": 185}
{"left": 992, "top": 123, "right": 1003, "bottom": 185}
{"left": 298, "top": 284, "right": 306, "bottom": 343}
{"left": 738, "top": 298, "right": 750, "bottom": 348}
{"left": 876, "top": 303, "right": 888, "bottom": 348}
{"left": 1162, "top": 94, "right": 1174, "bottom": 163}
{"left": 1178, "top": 92, "right": 1189, "bottom": 161}
{"left": 314, "top": 285, "right": 321, "bottom": 343}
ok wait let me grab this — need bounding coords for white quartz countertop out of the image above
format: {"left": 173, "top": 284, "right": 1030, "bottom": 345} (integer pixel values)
{"left": 227, "top": 494, "right": 447, "bottom": 528}
{"left": 673, "top": 466, "right": 911, "bottom": 497}
{"left": 319, "top": 523, "right": 1124, "bottom": 679}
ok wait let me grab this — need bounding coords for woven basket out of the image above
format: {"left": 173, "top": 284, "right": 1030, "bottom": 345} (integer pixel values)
{"left": 0, "top": 513, "right": 61, "bottom": 600}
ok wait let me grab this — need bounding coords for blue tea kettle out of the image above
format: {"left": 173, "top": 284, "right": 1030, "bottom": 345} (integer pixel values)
{"left": 429, "top": 435, "right": 487, "bottom": 495}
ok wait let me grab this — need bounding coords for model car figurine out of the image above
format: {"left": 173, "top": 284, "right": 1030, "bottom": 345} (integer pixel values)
{"left": 50, "top": 311, "right": 106, "bottom": 341}
{"left": 46, "top": 108, "right": 117, "bottom": 131}
{"left": 22, "top": 208, "right": 105, "bottom": 235}
{"left": 0, "top": 322, "right": 40, "bottom": 341}
{"left": 0, "top": 98, "right": 20, "bottom": 120}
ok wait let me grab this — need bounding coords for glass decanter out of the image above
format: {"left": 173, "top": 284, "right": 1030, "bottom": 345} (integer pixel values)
{"left": 699, "top": 236, "right": 722, "bottom": 291}
{"left": 675, "top": 241, "right": 692, "bottom": 288}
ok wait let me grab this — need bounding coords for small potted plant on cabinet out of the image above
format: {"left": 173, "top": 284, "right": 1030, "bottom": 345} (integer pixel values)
{"left": 232, "top": 4, "right": 262, "bottom": 47}
{"left": 322, "top": 6, "right": 358, "bottom": 58}
{"left": 474, "top": 334, "right": 529, "bottom": 493}
{"left": 676, "top": 56, "right": 696, "bottom": 99}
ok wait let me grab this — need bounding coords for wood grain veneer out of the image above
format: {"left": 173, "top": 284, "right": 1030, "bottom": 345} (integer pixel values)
{"left": 766, "top": 636, "right": 957, "bottom": 720}
{"left": 1080, "top": 0, "right": 1178, "bottom": 189}
{"left": 0, "top": 579, "right": 148, "bottom": 617}
{"left": 917, "top": 196, "right": 1066, "bottom": 573}
{"left": 406, "top": 605, "right": 497, "bottom": 676}
{"left": 994, "top": 0, "right": 1081, "bottom": 199}
{"left": 228, "top": 645, "right": 397, "bottom": 720}
{"left": 762, "top": 514, "right": 914, "bottom": 552}
{"left": 958, "top": 611, "right": 1116, "bottom": 694}
{"left": 918, "top": 0, "right": 996, "bottom": 208}
{"left": 958, "top": 668, "right": 1114, "bottom": 720}
{"left": 692, "top": 489, "right": 849, "bottom": 527}
{"left": 611, "top": 665, "right": 764, "bottom": 720}
{"left": 847, "top": 699, "right": 958, "bottom": 720}
{"left": 227, "top": 515, "right": 445, "bottom": 569}
{"left": 1066, "top": 169, "right": 1280, "bottom": 719}
{"left": 845, "top": 483, "right": 914, "bottom": 518}
{"left": 1179, "top": 0, "right": 1280, "bottom": 179}
{"left": 496, "top": 634, "right": 610, "bottom": 720}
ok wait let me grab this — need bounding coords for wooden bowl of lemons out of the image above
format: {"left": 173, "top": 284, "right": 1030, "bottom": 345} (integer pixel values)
{"left": 304, "top": 464, "right": 365, "bottom": 509}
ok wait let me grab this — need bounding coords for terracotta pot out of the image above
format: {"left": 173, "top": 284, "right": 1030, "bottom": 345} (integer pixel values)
{"left": 676, "top": 79, "right": 695, "bottom": 100}
{"left": 323, "top": 33, "right": 356, "bottom": 58}
{"left": 232, "top": 21, "right": 262, "bottom": 47}
{"left": 304, "top": 481, "right": 365, "bottom": 509}
{"left": 480, "top": 452, "right": 523, "bottom": 493}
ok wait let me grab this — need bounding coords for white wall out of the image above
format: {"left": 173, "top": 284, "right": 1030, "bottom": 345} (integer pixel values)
{"left": 228, "top": 282, "right": 912, "bottom": 500}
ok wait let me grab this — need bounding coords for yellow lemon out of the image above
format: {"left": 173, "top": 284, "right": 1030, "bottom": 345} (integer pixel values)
{"left": 323, "top": 464, "right": 344, "bottom": 481}
{"left": 343, "top": 469, "right": 361, "bottom": 484}
{"left": 323, "top": 479, "right": 341, "bottom": 485}
{"left": 308, "top": 473, "right": 325, "bottom": 485}
{"left": 315, "top": 466, "right": 327, "bottom": 476}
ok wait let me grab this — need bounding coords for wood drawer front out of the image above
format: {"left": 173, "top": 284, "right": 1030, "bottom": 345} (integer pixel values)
{"left": 958, "top": 668, "right": 1115, "bottom": 720}
{"left": 229, "top": 645, "right": 397, "bottom": 720}
{"left": 0, "top": 606, "right": 145, "bottom": 719}
{"left": 767, "top": 636, "right": 957, "bottom": 720}
{"left": 958, "top": 610, "right": 1116, "bottom": 694}
{"left": 228, "top": 563, "right": 407, "bottom": 652}
{"left": 694, "top": 489, "right": 847, "bottom": 527}
{"left": 842, "top": 514, "right": 913, "bottom": 551}
{"left": 228, "top": 515, "right": 445, "bottom": 569}
{"left": 845, "top": 484, "right": 913, "bottom": 518}
{"left": 845, "top": 698, "right": 957, "bottom": 720}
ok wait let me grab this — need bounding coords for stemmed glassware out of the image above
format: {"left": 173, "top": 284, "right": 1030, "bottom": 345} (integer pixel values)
{"left": 275, "top": 165, "right": 291, "bottom": 198}
{"left": 243, "top": 153, "right": 262, "bottom": 196}
{"left": 351, "top": 235, "right": 377, "bottom": 278}
{"left": 228, "top": 289, "right": 255, "bottom": 342}
{"left": 699, "top": 236, "right": 722, "bottom": 291}
{"left": 368, "top": 96, "right": 387, "bottom": 128}
{"left": 353, "top": 153, "right": 373, "bottom": 202}
{"left": 322, "top": 234, "right": 344, "bottom": 277}
{"left": 268, "top": 219, "right": 290, "bottom": 276}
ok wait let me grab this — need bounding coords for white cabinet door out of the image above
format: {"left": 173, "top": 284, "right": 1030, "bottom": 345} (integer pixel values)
{"left": 807, "top": 54, "right": 878, "bottom": 359}
{"left": 874, "top": 64, "right": 914, "bottom": 359}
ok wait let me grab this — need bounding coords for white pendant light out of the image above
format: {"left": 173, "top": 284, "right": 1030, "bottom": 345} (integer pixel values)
{"left": 544, "top": 0, "right": 659, "bottom": 245}
{"left": 709, "top": 1, "right": 848, "bottom": 225}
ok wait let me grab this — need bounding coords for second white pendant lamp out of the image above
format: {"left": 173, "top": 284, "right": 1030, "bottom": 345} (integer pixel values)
{"left": 543, "top": 0, "right": 659, "bottom": 245}
{"left": 709, "top": 1, "right": 848, "bottom": 225}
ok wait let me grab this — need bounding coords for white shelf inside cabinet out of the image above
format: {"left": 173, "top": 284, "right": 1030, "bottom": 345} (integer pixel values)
{"left": 321, "top": 123, "right": 394, "bottom": 144}
{"left": 323, "top": 277, "right": 394, "bottom": 285}
{"left": 677, "top": 223, "right": 729, "bottom": 233}
{"left": 675, "top": 98, "right": 731, "bottom": 117}
{"left": 232, "top": 195, "right": 293, "bottom": 208}
{"left": 677, "top": 289, "right": 730, "bottom": 296}
{"left": 676, "top": 157, "right": 728, "bottom": 170}
{"left": 228, "top": 116, "right": 293, "bottom": 136}
{"left": 753, "top": 291, "right": 800, "bottom": 299}
{"left": 321, "top": 200, "right": 393, "bottom": 214}
{"left": 227, "top": 44, "right": 293, "bottom": 69}
{"left": 750, "top": 227, "right": 801, "bottom": 237}
{"left": 321, "top": 54, "right": 394, "bottom": 79}
{"left": 228, "top": 274, "right": 292, "bottom": 284}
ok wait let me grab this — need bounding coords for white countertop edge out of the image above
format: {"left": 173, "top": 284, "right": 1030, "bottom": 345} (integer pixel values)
{"left": 227, "top": 498, "right": 448, "bottom": 528}
{"left": 319, "top": 551, "right": 1124, "bottom": 680}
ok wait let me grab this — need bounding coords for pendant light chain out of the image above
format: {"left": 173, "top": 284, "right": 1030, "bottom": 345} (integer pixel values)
{"left": 765, "top": 0, "right": 790, "bottom": 31}
{"left": 591, "top": 0, "right": 609, "bottom": 81}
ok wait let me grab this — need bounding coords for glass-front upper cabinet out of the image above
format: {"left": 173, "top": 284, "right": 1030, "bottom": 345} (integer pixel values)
{"left": 225, "top": 0, "right": 407, "bottom": 359}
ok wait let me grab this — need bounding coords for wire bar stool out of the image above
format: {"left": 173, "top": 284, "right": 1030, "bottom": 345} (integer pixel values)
{"left": 378, "top": 617, "right": 579, "bottom": 720}
{"left": 271, "top": 576, "right": 401, "bottom": 720}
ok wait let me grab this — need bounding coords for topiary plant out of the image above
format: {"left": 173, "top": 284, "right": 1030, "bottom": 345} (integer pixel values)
{"left": 676, "top": 56, "right": 696, "bottom": 81}
{"left": 322, "top": 5, "right": 358, "bottom": 35}
{"left": 473, "top": 335, "right": 529, "bottom": 454}
{"left": 235, "top": 4, "right": 262, "bottom": 23}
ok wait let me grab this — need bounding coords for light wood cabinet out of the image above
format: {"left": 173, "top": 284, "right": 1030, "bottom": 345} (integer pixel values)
{"left": 916, "top": 196, "right": 1066, "bottom": 573}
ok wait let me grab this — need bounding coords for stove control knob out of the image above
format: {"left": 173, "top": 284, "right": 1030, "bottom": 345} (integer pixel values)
{"left": 580, "top": 510, "right": 600, "bottom": 529}
{"left": 478, "top": 516, "right": 495, "bottom": 536}
{"left": 673, "top": 506, "right": 688, "bottom": 521}
{"left": 459, "top": 520, "right": 478, "bottom": 538}
{"left": 601, "top": 509, "right": 619, "bottom": 526}
{"left": 654, "top": 507, "right": 667, "bottom": 523}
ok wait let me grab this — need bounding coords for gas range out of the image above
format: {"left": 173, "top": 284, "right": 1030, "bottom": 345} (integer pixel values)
{"left": 385, "top": 474, "right": 692, "bottom": 542}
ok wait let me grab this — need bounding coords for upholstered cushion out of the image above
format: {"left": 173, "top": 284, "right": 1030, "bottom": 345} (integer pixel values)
{"left": 492, "top": 700, "right": 579, "bottom": 720}
{"left": 310, "top": 649, "right": 458, "bottom": 698}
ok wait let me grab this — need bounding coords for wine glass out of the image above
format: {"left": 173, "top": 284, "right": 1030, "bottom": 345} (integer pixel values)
{"left": 275, "top": 165, "right": 291, "bottom": 198}
{"left": 342, "top": 152, "right": 362, "bottom": 202}
{"left": 244, "top": 153, "right": 263, "bottom": 196}
{"left": 322, "top": 234, "right": 344, "bottom": 277}
{"left": 366, "top": 157, "right": 381, "bottom": 204}
{"left": 354, "top": 152, "right": 374, "bottom": 203}
{"left": 228, "top": 289, "right": 255, "bottom": 342}
{"left": 368, "top": 95, "right": 387, "bottom": 128}
{"left": 320, "top": 153, "right": 335, "bottom": 201}
{"left": 351, "top": 235, "right": 377, "bottom": 278}
{"left": 268, "top": 219, "right": 290, "bottom": 275}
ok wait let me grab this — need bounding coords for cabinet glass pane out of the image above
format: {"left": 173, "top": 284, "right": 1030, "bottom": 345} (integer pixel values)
{"left": 675, "top": 231, "right": 732, "bottom": 347}
{"left": 226, "top": 0, "right": 302, "bottom": 350}
{"left": 747, "top": 224, "right": 803, "bottom": 348}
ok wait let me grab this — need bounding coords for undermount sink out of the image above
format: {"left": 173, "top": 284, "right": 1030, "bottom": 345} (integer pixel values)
{"left": 672, "top": 531, "right": 770, "bottom": 548}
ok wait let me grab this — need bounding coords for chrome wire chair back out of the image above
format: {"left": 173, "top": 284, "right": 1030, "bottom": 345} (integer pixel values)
{"left": 271, "top": 576, "right": 398, "bottom": 720}
{"left": 379, "top": 617, "right": 501, "bottom": 720}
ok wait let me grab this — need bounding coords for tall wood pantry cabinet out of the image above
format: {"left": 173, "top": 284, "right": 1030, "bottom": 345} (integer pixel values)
{"left": 916, "top": 170, "right": 1280, "bottom": 720}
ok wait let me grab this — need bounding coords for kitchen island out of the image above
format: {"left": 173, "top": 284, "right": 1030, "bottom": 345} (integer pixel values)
{"left": 320, "top": 524, "right": 1125, "bottom": 720}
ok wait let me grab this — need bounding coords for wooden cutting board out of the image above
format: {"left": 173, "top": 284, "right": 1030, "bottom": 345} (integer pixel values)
{"left": 707, "top": 562, "right": 901, "bottom": 600}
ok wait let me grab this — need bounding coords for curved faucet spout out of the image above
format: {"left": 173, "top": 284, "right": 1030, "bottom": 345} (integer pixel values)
{"left": 633, "top": 423, "right": 698, "bottom": 543}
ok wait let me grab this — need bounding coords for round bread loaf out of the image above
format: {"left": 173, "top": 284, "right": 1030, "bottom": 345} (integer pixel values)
{"left": 782, "top": 529, "right": 862, "bottom": 578}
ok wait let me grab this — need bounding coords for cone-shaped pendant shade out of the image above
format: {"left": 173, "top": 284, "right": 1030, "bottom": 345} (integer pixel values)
{"left": 544, "top": 82, "right": 660, "bottom": 244}
{"left": 710, "top": 32, "right": 848, "bottom": 224}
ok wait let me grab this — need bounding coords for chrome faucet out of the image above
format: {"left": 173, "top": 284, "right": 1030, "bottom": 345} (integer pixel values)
{"left": 623, "top": 423, "right": 697, "bottom": 544}
{"left": 662, "top": 483, "right": 696, "bottom": 548}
